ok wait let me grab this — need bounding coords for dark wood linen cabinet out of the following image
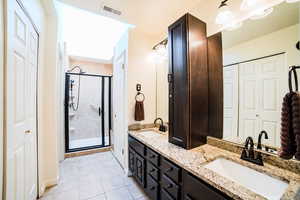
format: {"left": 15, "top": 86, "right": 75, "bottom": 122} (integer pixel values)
{"left": 168, "top": 13, "right": 209, "bottom": 149}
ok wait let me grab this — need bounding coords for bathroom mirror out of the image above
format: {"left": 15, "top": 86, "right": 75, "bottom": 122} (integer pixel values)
{"left": 222, "top": 2, "right": 300, "bottom": 153}
{"left": 155, "top": 54, "right": 169, "bottom": 123}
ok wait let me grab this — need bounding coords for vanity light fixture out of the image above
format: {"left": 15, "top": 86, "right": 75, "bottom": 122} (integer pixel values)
{"left": 286, "top": 0, "right": 300, "bottom": 2}
{"left": 215, "top": 0, "right": 235, "bottom": 25}
{"left": 250, "top": 7, "right": 274, "bottom": 20}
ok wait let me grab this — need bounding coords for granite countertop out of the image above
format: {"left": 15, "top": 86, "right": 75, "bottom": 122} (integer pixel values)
{"left": 128, "top": 129, "right": 300, "bottom": 200}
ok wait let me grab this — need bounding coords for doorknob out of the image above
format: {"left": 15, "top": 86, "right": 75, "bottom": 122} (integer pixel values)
{"left": 25, "top": 130, "right": 32, "bottom": 135}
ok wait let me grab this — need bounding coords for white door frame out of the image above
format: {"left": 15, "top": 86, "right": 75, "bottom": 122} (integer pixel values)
{"left": 0, "top": 0, "right": 4, "bottom": 198}
{"left": 3, "top": 0, "right": 40, "bottom": 198}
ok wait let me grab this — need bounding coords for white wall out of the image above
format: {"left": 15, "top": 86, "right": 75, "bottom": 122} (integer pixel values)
{"left": 127, "top": 29, "right": 157, "bottom": 125}
{"left": 224, "top": 24, "right": 299, "bottom": 67}
{"left": 0, "top": 0, "right": 4, "bottom": 198}
{"left": 69, "top": 59, "right": 113, "bottom": 75}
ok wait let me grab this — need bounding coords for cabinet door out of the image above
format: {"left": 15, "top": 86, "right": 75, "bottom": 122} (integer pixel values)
{"left": 183, "top": 171, "right": 231, "bottom": 200}
{"left": 134, "top": 153, "right": 146, "bottom": 188}
{"left": 168, "top": 15, "right": 189, "bottom": 148}
{"left": 128, "top": 147, "right": 135, "bottom": 173}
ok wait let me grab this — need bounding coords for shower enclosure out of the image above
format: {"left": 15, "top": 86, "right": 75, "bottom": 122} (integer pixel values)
{"left": 65, "top": 72, "right": 112, "bottom": 152}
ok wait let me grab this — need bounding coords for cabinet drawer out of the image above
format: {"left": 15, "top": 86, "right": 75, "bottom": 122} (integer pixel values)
{"left": 128, "top": 147, "right": 135, "bottom": 173}
{"left": 147, "top": 161, "right": 159, "bottom": 181}
{"left": 146, "top": 175, "right": 159, "bottom": 200}
{"left": 161, "top": 174, "right": 180, "bottom": 200}
{"left": 161, "top": 189, "right": 174, "bottom": 200}
{"left": 161, "top": 158, "right": 181, "bottom": 183}
{"left": 146, "top": 148, "right": 160, "bottom": 166}
{"left": 129, "top": 136, "right": 146, "bottom": 156}
{"left": 183, "top": 171, "right": 231, "bottom": 200}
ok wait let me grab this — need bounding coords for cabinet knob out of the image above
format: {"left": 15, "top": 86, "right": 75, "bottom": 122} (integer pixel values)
{"left": 166, "top": 167, "right": 173, "bottom": 172}
{"left": 150, "top": 155, "right": 156, "bottom": 158}
{"left": 185, "top": 194, "right": 194, "bottom": 200}
{"left": 150, "top": 186, "right": 156, "bottom": 191}
{"left": 25, "top": 130, "right": 32, "bottom": 135}
{"left": 150, "top": 168, "right": 155, "bottom": 172}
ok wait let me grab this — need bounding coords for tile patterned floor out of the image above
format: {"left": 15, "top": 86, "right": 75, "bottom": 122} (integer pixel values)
{"left": 39, "top": 151, "right": 150, "bottom": 200}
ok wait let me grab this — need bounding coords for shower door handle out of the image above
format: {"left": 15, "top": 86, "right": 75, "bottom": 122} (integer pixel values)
{"left": 98, "top": 107, "right": 103, "bottom": 117}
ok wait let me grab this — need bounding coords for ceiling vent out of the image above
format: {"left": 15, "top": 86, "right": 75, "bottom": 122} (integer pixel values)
{"left": 103, "top": 5, "right": 122, "bottom": 16}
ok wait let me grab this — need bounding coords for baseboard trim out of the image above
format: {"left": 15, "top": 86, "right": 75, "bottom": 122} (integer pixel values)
{"left": 65, "top": 146, "right": 112, "bottom": 158}
{"left": 39, "top": 177, "right": 59, "bottom": 197}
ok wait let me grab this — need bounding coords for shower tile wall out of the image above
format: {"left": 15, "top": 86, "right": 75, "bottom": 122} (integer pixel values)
{"left": 69, "top": 75, "right": 102, "bottom": 145}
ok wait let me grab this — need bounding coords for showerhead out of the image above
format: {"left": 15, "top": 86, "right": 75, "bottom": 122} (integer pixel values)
{"left": 68, "top": 66, "right": 85, "bottom": 74}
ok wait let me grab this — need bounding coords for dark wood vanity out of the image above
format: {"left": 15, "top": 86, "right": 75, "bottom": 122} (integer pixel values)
{"left": 129, "top": 135, "right": 231, "bottom": 200}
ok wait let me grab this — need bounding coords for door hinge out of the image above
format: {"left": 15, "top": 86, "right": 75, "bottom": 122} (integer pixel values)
{"left": 168, "top": 74, "right": 173, "bottom": 83}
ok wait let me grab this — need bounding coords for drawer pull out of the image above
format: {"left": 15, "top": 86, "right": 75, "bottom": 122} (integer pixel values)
{"left": 150, "top": 186, "right": 156, "bottom": 191}
{"left": 185, "top": 194, "right": 194, "bottom": 200}
{"left": 166, "top": 167, "right": 173, "bottom": 172}
{"left": 150, "top": 155, "right": 156, "bottom": 158}
{"left": 150, "top": 168, "right": 155, "bottom": 172}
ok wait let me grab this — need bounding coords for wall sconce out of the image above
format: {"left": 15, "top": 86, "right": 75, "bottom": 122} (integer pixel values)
{"left": 151, "top": 39, "right": 168, "bottom": 62}
{"left": 216, "top": 0, "right": 235, "bottom": 25}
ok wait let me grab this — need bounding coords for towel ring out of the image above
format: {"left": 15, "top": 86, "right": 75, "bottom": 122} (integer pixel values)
{"left": 135, "top": 92, "right": 145, "bottom": 102}
{"left": 289, "top": 66, "right": 299, "bottom": 92}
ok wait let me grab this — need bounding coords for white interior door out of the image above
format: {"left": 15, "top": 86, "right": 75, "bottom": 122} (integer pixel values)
{"left": 223, "top": 65, "right": 239, "bottom": 141}
{"left": 239, "top": 61, "right": 260, "bottom": 142}
{"left": 112, "top": 53, "right": 126, "bottom": 167}
{"left": 239, "top": 54, "right": 286, "bottom": 146}
{"left": 257, "top": 54, "right": 286, "bottom": 147}
{"left": 6, "top": 1, "right": 38, "bottom": 199}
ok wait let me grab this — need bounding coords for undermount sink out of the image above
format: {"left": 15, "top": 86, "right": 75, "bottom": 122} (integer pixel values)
{"left": 138, "top": 130, "right": 164, "bottom": 138}
{"left": 204, "top": 158, "right": 289, "bottom": 200}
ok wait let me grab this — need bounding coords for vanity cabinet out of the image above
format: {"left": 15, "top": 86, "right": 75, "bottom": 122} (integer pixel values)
{"left": 168, "top": 13, "right": 209, "bottom": 150}
{"left": 182, "top": 170, "right": 231, "bottom": 200}
{"left": 128, "top": 135, "right": 231, "bottom": 200}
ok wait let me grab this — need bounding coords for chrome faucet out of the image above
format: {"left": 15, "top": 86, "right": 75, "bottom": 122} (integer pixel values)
{"left": 154, "top": 118, "right": 167, "bottom": 132}
{"left": 241, "top": 136, "right": 264, "bottom": 166}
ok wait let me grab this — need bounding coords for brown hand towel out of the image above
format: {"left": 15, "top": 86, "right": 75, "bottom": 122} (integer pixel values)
{"left": 135, "top": 100, "right": 144, "bottom": 121}
{"left": 279, "top": 92, "right": 297, "bottom": 159}
{"left": 292, "top": 92, "right": 300, "bottom": 160}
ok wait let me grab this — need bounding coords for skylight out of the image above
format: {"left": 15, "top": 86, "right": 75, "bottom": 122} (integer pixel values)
{"left": 57, "top": 1, "right": 129, "bottom": 61}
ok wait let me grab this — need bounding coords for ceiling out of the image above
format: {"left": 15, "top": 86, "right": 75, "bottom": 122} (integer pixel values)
{"left": 60, "top": 0, "right": 203, "bottom": 38}
{"left": 59, "top": 0, "right": 289, "bottom": 40}
{"left": 223, "top": 2, "right": 299, "bottom": 49}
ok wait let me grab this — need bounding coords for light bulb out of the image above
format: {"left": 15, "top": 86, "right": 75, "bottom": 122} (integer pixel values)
{"left": 225, "top": 21, "right": 243, "bottom": 31}
{"left": 286, "top": 0, "right": 300, "bottom": 3}
{"left": 250, "top": 7, "right": 273, "bottom": 20}
{"left": 240, "top": 0, "right": 259, "bottom": 10}
{"left": 216, "top": 5, "right": 234, "bottom": 25}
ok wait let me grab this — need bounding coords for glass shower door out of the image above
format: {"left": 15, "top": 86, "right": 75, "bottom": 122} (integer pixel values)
{"left": 65, "top": 73, "right": 111, "bottom": 152}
